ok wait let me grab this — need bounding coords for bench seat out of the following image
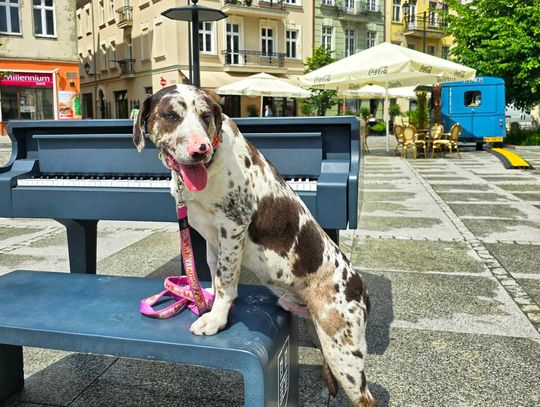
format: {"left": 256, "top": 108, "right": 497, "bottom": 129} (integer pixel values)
{"left": 0, "top": 270, "right": 298, "bottom": 406}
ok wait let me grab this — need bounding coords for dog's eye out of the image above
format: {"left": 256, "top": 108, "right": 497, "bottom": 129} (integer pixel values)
{"left": 162, "top": 112, "right": 180, "bottom": 121}
{"left": 202, "top": 113, "right": 213, "bottom": 124}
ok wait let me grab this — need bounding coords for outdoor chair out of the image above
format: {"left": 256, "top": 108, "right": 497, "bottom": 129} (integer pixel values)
{"left": 429, "top": 124, "right": 444, "bottom": 157}
{"left": 393, "top": 124, "right": 404, "bottom": 156}
{"left": 401, "top": 125, "right": 418, "bottom": 159}
{"left": 434, "top": 123, "right": 462, "bottom": 158}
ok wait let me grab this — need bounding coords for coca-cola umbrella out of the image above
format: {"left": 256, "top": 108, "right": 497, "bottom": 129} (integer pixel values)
{"left": 300, "top": 42, "right": 476, "bottom": 150}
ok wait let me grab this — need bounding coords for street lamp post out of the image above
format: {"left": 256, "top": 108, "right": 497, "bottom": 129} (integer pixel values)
{"left": 422, "top": 10, "right": 426, "bottom": 53}
{"left": 83, "top": 62, "right": 97, "bottom": 119}
{"left": 162, "top": 1, "right": 227, "bottom": 87}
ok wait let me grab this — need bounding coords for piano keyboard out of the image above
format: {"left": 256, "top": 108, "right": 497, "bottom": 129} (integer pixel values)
{"left": 17, "top": 176, "right": 317, "bottom": 192}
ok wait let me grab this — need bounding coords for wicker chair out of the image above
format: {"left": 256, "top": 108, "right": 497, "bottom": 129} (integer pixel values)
{"left": 433, "top": 123, "right": 462, "bottom": 158}
{"left": 393, "top": 124, "right": 404, "bottom": 156}
{"left": 401, "top": 125, "right": 418, "bottom": 159}
{"left": 429, "top": 124, "right": 444, "bottom": 157}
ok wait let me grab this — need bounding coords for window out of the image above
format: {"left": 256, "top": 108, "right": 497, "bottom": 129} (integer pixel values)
{"left": 322, "top": 26, "right": 333, "bottom": 51}
{"left": 0, "top": 0, "right": 21, "bottom": 34}
{"left": 76, "top": 10, "right": 82, "bottom": 37}
{"left": 261, "top": 27, "right": 274, "bottom": 56}
{"left": 441, "top": 46, "right": 449, "bottom": 59}
{"left": 344, "top": 0, "right": 355, "bottom": 12}
{"left": 141, "top": 24, "right": 150, "bottom": 60}
{"left": 428, "top": 1, "right": 437, "bottom": 26}
{"left": 108, "top": 41, "right": 117, "bottom": 69}
{"left": 284, "top": 0, "right": 298, "bottom": 4}
{"left": 98, "top": 0, "right": 105, "bottom": 26}
{"left": 321, "top": 0, "right": 334, "bottom": 6}
{"left": 108, "top": 0, "right": 115, "bottom": 21}
{"left": 464, "top": 91, "right": 482, "bottom": 107}
{"left": 84, "top": 6, "right": 91, "bottom": 35}
{"left": 226, "top": 23, "right": 241, "bottom": 64}
{"left": 367, "top": 0, "right": 376, "bottom": 12}
{"left": 286, "top": 30, "right": 298, "bottom": 59}
{"left": 100, "top": 44, "right": 108, "bottom": 70}
{"left": 198, "top": 22, "right": 213, "bottom": 54}
{"left": 154, "top": 17, "right": 164, "bottom": 57}
{"left": 366, "top": 31, "right": 376, "bottom": 48}
{"left": 392, "top": 0, "right": 400, "bottom": 22}
{"left": 427, "top": 45, "right": 435, "bottom": 55}
{"left": 33, "top": 0, "right": 56, "bottom": 37}
{"left": 345, "top": 29, "right": 355, "bottom": 57}
{"left": 144, "top": 86, "right": 153, "bottom": 95}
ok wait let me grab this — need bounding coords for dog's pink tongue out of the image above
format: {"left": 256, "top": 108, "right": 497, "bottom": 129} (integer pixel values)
{"left": 179, "top": 163, "right": 208, "bottom": 192}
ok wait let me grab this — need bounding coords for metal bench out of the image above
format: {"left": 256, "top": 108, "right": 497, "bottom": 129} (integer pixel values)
{"left": 0, "top": 270, "right": 298, "bottom": 406}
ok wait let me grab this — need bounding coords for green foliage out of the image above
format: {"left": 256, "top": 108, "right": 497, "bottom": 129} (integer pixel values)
{"left": 0, "top": 71, "right": 12, "bottom": 79}
{"left": 371, "top": 122, "right": 386, "bottom": 132}
{"left": 389, "top": 104, "right": 402, "bottom": 118}
{"left": 416, "top": 92, "right": 428, "bottom": 129}
{"left": 506, "top": 126, "right": 540, "bottom": 146}
{"left": 443, "top": 0, "right": 540, "bottom": 110}
{"left": 360, "top": 107, "right": 370, "bottom": 120}
{"left": 246, "top": 104, "right": 259, "bottom": 117}
{"left": 405, "top": 110, "right": 419, "bottom": 126}
{"left": 303, "top": 46, "right": 338, "bottom": 116}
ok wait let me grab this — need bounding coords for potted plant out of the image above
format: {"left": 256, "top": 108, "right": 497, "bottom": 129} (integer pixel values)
{"left": 370, "top": 121, "right": 386, "bottom": 135}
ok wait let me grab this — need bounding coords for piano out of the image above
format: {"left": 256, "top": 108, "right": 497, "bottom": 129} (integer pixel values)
{"left": 0, "top": 117, "right": 362, "bottom": 277}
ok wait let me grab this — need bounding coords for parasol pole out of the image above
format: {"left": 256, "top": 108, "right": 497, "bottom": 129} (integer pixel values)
{"left": 385, "top": 77, "right": 390, "bottom": 152}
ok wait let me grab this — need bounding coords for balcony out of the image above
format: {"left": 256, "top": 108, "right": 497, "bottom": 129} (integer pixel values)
{"left": 221, "top": 50, "right": 287, "bottom": 73}
{"left": 117, "top": 59, "right": 135, "bottom": 76}
{"left": 116, "top": 6, "right": 133, "bottom": 28}
{"left": 403, "top": 13, "right": 447, "bottom": 39}
{"left": 221, "top": 0, "right": 287, "bottom": 18}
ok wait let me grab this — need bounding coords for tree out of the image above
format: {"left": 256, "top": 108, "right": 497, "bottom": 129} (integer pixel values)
{"left": 443, "top": 0, "right": 540, "bottom": 110}
{"left": 302, "top": 46, "right": 338, "bottom": 116}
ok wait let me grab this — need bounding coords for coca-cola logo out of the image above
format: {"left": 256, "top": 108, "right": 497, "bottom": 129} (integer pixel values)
{"left": 368, "top": 66, "right": 388, "bottom": 76}
{"left": 454, "top": 70, "right": 466, "bottom": 78}
{"left": 388, "top": 81, "right": 402, "bottom": 88}
{"left": 419, "top": 65, "right": 433, "bottom": 74}
{"left": 314, "top": 75, "right": 332, "bottom": 84}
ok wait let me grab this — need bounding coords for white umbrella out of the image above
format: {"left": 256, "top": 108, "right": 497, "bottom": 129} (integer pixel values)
{"left": 216, "top": 72, "right": 311, "bottom": 98}
{"left": 300, "top": 42, "right": 476, "bottom": 150}
{"left": 340, "top": 85, "right": 417, "bottom": 99}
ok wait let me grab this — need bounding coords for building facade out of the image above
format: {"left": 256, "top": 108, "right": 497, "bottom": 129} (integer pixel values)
{"left": 0, "top": 0, "right": 80, "bottom": 135}
{"left": 314, "top": 0, "right": 385, "bottom": 60}
{"left": 77, "top": 0, "right": 313, "bottom": 119}
{"left": 386, "top": 0, "right": 452, "bottom": 58}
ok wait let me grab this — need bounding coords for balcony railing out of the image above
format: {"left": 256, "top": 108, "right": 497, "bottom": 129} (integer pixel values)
{"left": 221, "top": 50, "right": 286, "bottom": 68}
{"left": 116, "top": 59, "right": 135, "bottom": 75}
{"left": 223, "top": 0, "right": 286, "bottom": 11}
{"left": 337, "top": 1, "right": 381, "bottom": 14}
{"left": 116, "top": 6, "right": 133, "bottom": 28}
{"left": 404, "top": 13, "right": 447, "bottom": 31}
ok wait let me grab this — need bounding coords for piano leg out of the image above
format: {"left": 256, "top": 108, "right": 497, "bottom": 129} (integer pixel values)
{"left": 324, "top": 229, "right": 340, "bottom": 246}
{"left": 55, "top": 219, "right": 98, "bottom": 274}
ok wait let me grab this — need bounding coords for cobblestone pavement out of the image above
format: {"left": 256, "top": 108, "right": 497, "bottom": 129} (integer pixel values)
{"left": 1, "top": 135, "right": 540, "bottom": 406}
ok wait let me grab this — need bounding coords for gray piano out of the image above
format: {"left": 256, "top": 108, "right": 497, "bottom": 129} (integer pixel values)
{"left": 0, "top": 116, "right": 362, "bottom": 277}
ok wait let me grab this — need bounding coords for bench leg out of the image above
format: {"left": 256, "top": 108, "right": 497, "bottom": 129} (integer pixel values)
{"left": 0, "top": 344, "right": 24, "bottom": 401}
{"left": 55, "top": 219, "right": 98, "bottom": 274}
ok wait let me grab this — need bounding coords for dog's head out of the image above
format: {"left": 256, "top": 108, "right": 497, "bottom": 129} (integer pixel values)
{"left": 133, "top": 84, "right": 223, "bottom": 192}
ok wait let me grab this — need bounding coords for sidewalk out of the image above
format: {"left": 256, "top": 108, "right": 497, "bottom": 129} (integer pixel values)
{"left": 1, "top": 136, "right": 540, "bottom": 406}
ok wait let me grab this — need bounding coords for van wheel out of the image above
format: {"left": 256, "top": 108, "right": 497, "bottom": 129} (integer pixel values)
{"left": 476, "top": 142, "right": 484, "bottom": 151}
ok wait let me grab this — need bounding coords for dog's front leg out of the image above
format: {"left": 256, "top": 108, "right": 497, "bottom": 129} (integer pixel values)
{"left": 190, "top": 225, "right": 246, "bottom": 336}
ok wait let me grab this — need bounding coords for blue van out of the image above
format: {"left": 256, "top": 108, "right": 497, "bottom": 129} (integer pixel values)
{"left": 440, "top": 77, "right": 506, "bottom": 148}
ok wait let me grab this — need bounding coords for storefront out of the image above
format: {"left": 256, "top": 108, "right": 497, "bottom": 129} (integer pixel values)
{"left": 0, "top": 61, "right": 81, "bottom": 135}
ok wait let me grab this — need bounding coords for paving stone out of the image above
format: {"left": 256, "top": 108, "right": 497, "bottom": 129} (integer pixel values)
{"left": 364, "top": 271, "right": 536, "bottom": 338}
{"left": 360, "top": 202, "right": 422, "bottom": 214}
{"left": 431, "top": 183, "right": 492, "bottom": 192}
{"left": 423, "top": 176, "right": 470, "bottom": 181}
{"left": 437, "top": 192, "right": 517, "bottom": 203}
{"left": 358, "top": 216, "right": 443, "bottom": 232}
{"left": 485, "top": 243, "right": 540, "bottom": 275}
{"left": 481, "top": 176, "right": 536, "bottom": 182}
{"left": 351, "top": 238, "right": 485, "bottom": 274}
{"left": 362, "top": 192, "right": 417, "bottom": 202}
{"left": 447, "top": 203, "right": 528, "bottom": 220}
{"left": 0, "top": 227, "right": 42, "bottom": 241}
{"left": 365, "top": 326, "right": 540, "bottom": 407}
{"left": 462, "top": 219, "right": 540, "bottom": 242}
{"left": 511, "top": 192, "right": 540, "bottom": 201}
{"left": 497, "top": 184, "right": 540, "bottom": 192}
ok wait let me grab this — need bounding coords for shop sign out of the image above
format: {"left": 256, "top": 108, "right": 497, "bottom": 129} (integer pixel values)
{"left": 0, "top": 72, "right": 54, "bottom": 87}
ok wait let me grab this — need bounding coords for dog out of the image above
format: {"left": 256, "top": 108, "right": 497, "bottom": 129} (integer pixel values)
{"left": 133, "top": 85, "right": 377, "bottom": 407}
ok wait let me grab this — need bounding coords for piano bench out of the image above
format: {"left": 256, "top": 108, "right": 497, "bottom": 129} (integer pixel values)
{"left": 0, "top": 270, "right": 298, "bottom": 406}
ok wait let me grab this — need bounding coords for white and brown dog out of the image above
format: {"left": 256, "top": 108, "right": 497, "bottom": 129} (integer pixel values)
{"left": 133, "top": 85, "right": 376, "bottom": 407}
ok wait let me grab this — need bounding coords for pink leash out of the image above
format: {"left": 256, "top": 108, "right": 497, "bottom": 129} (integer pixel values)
{"left": 140, "top": 203, "right": 214, "bottom": 319}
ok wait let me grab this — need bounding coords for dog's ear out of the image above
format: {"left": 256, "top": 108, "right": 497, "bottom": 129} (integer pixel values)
{"left": 203, "top": 89, "right": 223, "bottom": 143}
{"left": 133, "top": 95, "right": 152, "bottom": 152}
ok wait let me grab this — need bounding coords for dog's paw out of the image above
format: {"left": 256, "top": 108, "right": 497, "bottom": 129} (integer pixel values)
{"left": 189, "top": 312, "right": 227, "bottom": 336}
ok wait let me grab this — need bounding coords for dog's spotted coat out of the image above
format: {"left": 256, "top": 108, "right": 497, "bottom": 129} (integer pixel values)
{"left": 133, "top": 85, "right": 377, "bottom": 407}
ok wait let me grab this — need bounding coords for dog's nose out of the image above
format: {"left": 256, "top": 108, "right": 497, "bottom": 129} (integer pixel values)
{"left": 188, "top": 142, "right": 210, "bottom": 158}
{"left": 199, "top": 143, "right": 208, "bottom": 152}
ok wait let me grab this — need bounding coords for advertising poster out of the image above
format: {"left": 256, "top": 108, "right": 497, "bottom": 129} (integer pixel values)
{"left": 58, "top": 91, "right": 81, "bottom": 120}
